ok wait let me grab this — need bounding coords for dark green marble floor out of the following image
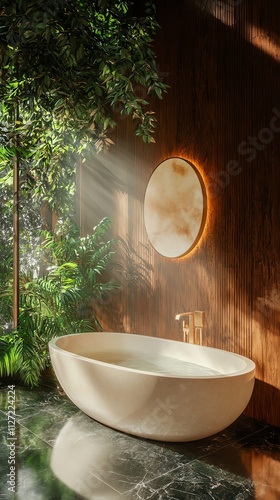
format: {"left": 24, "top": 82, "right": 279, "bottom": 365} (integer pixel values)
{"left": 0, "top": 381, "right": 279, "bottom": 499}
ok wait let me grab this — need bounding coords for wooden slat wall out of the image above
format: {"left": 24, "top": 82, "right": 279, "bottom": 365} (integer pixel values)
{"left": 81, "top": 0, "right": 280, "bottom": 427}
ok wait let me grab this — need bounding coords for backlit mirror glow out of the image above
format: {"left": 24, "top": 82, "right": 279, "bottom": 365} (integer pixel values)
{"left": 144, "top": 157, "right": 207, "bottom": 258}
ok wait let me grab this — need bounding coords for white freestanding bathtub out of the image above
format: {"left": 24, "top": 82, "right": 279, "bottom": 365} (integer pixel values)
{"left": 49, "top": 332, "right": 255, "bottom": 442}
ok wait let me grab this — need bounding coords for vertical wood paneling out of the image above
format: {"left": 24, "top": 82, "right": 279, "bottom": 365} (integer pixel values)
{"left": 81, "top": 0, "right": 280, "bottom": 427}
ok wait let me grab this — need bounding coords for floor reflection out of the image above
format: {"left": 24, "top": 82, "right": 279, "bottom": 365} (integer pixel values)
{"left": 51, "top": 415, "right": 126, "bottom": 499}
{"left": 0, "top": 383, "right": 279, "bottom": 499}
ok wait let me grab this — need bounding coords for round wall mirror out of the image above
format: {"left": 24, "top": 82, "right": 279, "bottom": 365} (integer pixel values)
{"left": 144, "top": 157, "right": 207, "bottom": 258}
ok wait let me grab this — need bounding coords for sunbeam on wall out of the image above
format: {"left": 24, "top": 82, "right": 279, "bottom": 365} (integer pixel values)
{"left": 194, "top": 0, "right": 235, "bottom": 26}
{"left": 77, "top": 149, "right": 129, "bottom": 235}
{"left": 248, "top": 26, "right": 280, "bottom": 62}
{"left": 197, "top": 0, "right": 280, "bottom": 61}
{"left": 78, "top": 146, "right": 155, "bottom": 334}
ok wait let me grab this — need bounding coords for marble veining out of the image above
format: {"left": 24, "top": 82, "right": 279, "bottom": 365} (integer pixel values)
{"left": 0, "top": 382, "right": 279, "bottom": 499}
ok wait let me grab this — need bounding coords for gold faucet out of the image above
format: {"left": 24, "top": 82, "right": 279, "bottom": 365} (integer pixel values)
{"left": 175, "top": 311, "right": 205, "bottom": 345}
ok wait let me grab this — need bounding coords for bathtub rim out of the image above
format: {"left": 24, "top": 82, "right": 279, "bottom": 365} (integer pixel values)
{"left": 49, "top": 332, "right": 256, "bottom": 380}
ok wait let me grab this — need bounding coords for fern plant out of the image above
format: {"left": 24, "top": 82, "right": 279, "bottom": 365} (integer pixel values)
{"left": 0, "top": 217, "right": 120, "bottom": 387}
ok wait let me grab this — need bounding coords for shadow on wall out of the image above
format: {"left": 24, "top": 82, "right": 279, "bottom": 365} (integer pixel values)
{"left": 193, "top": 0, "right": 280, "bottom": 424}
{"left": 254, "top": 287, "right": 280, "bottom": 346}
{"left": 96, "top": 238, "right": 154, "bottom": 333}
{"left": 246, "top": 380, "right": 280, "bottom": 426}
